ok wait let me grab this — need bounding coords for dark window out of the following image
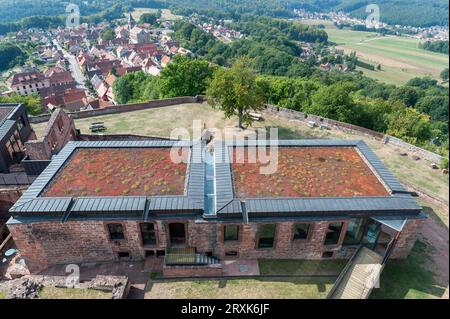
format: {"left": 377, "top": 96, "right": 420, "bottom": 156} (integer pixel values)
{"left": 225, "top": 251, "right": 238, "bottom": 257}
{"left": 118, "top": 252, "right": 130, "bottom": 259}
{"left": 108, "top": 223, "right": 124, "bottom": 240}
{"left": 140, "top": 223, "right": 156, "bottom": 246}
{"left": 293, "top": 223, "right": 311, "bottom": 240}
{"left": 343, "top": 219, "right": 382, "bottom": 248}
{"left": 344, "top": 218, "right": 366, "bottom": 245}
{"left": 322, "top": 251, "right": 334, "bottom": 258}
{"left": 258, "top": 224, "right": 276, "bottom": 249}
{"left": 224, "top": 225, "right": 239, "bottom": 241}
{"left": 17, "top": 116, "right": 26, "bottom": 131}
{"left": 156, "top": 250, "right": 165, "bottom": 257}
{"left": 325, "top": 222, "right": 343, "bottom": 246}
{"left": 145, "top": 250, "right": 155, "bottom": 257}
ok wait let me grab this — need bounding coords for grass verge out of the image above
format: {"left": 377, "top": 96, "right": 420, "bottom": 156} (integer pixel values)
{"left": 371, "top": 240, "right": 446, "bottom": 299}
{"left": 39, "top": 287, "right": 111, "bottom": 299}
{"left": 259, "top": 259, "right": 346, "bottom": 276}
{"left": 146, "top": 277, "right": 335, "bottom": 299}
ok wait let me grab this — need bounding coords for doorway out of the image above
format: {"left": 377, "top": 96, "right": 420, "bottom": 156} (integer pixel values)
{"left": 169, "top": 223, "right": 186, "bottom": 246}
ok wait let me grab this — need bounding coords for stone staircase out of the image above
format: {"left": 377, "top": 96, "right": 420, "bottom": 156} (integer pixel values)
{"left": 165, "top": 247, "right": 220, "bottom": 266}
{"left": 327, "top": 246, "right": 384, "bottom": 299}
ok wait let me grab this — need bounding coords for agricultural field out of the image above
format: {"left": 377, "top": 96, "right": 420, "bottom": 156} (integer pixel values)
{"left": 127, "top": 8, "right": 182, "bottom": 21}
{"left": 300, "top": 19, "right": 449, "bottom": 85}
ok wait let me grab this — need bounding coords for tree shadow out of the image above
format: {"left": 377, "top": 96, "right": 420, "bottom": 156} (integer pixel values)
{"left": 371, "top": 240, "right": 447, "bottom": 299}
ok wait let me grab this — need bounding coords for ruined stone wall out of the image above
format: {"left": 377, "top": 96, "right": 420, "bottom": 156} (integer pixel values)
{"left": 390, "top": 218, "right": 426, "bottom": 259}
{"left": 25, "top": 109, "right": 77, "bottom": 160}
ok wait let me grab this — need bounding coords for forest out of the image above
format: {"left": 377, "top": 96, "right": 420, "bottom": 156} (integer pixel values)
{"left": 0, "top": 0, "right": 447, "bottom": 28}
{"left": 420, "top": 40, "right": 449, "bottom": 54}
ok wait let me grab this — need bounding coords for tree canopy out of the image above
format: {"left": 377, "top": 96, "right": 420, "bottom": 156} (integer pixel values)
{"left": 207, "top": 57, "right": 265, "bottom": 128}
{"left": 158, "top": 56, "right": 214, "bottom": 98}
{"left": 0, "top": 42, "right": 27, "bottom": 72}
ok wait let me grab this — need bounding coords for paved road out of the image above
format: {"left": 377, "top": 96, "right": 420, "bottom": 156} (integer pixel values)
{"left": 53, "top": 40, "right": 87, "bottom": 89}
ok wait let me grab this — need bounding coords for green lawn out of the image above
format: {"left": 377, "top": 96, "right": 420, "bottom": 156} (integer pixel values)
{"left": 39, "top": 287, "right": 111, "bottom": 299}
{"left": 300, "top": 19, "right": 449, "bottom": 84}
{"left": 127, "top": 8, "right": 182, "bottom": 21}
{"left": 0, "top": 290, "right": 5, "bottom": 299}
{"left": 259, "top": 259, "right": 346, "bottom": 276}
{"left": 371, "top": 241, "right": 447, "bottom": 299}
{"left": 146, "top": 277, "right": 334, "bottom": 299}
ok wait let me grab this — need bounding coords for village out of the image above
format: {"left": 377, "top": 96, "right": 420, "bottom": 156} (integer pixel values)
{"left": 293, "top": 9, "right": 449, "bottom": 41}
{"left": 0, "top": 13, "right": 195, "bottom": 112}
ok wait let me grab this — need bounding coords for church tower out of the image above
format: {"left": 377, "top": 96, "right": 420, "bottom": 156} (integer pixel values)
{"left": 128, "top": 13, "right": 136, "bottom": 30}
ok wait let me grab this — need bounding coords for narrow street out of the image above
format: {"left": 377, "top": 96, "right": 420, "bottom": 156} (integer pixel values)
{"left": 53, "top": 40, "right": 87, "bottom": 89}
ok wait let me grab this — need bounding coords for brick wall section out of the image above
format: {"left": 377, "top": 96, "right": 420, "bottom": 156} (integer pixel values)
{"left": 163, "top": 264, "right": 223, "bottom": 278}
{"left": 390, "top": 218, "right": 425, "bottom": 259}
{"left": 214, "top": 221, "right": 337, "bottom": 260}
{"left": 7, "top": 218, "right": 422, "bottom": 273}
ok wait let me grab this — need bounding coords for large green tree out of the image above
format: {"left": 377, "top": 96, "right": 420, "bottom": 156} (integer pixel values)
{"left": 386, "top": 108, "right": 432, "bottom": 144}
{"left": 0, "top": 93, "right": 42, "bottom": 115}
{"left": 0, "top": 42, "right": 27, "bottom": 72}
{"left": 207, "top": 57, "right": 265, "bottom": 129}
{"left": 304, "top": 82, "right": 359, "bottom": 123}
{"left": 159, "top": 56, "right": 214, "bottom": 98}
{"left": 139, "top": 12, "right": 160, "bottom": 25}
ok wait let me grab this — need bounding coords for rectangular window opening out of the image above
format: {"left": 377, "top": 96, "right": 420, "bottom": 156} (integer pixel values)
{"left": 258, "top": 224, "right": 276, "bottom": 249}
{"left": 325, "top": 222, "right": 343, "bottom": 246}
{"left": 108, "top": 223, "right": 125, "bottom": 240}
{"left": 140, "top": 223, "right": 156, "bottom": 246}
{"left": 293, "top": 223, "right": 311, "bottom": 240}
{"left": 224, "top": 225, "right": 239, "bottom": 242}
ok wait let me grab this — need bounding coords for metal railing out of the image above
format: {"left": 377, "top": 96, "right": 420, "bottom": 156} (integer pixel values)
{"left": 165, "top": 253, "right": 219, "bottom": 266}
{"left": 326, "top": 245, "right": 363, "bottom": 299}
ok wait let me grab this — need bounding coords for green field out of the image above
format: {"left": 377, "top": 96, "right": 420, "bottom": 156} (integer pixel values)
{"left": 300, "top": 19, "right": 449, "bottom": 85}
{"left": 127, "top": 8, "right": 182, "bottom": 21}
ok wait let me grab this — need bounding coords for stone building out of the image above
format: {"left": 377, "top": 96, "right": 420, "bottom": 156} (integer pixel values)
{"left": 7, "top": 140, "right": 425, "bottom": 276}
{"left": 0, "top": 103, "right": 35, "bottom": 173}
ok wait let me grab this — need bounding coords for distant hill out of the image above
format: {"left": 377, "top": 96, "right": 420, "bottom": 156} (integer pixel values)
{"left": 0, "top": 0, "right": 448, "bottom": 28}
{"left": 329, "top": 0, "right": 449, "bottom": 27}
{"left": 0, "top": 0, "right": 118, "bottom": 22}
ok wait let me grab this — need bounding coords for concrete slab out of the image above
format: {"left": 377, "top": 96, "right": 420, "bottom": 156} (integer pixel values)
{"left": 222, "top": 259, "right": 260, "bottom": 277}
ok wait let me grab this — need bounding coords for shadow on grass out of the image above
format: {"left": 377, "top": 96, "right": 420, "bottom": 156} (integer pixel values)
{"left": 421, "top": 205, "right": 449, "bottom": 230}
{"left": 258, "top": 259, "right": 347, "bottom": 276}
{"left": 261, "top": 125, "right": 332, "bottom": 140}
{"left": 371, "top": 240, "right": 447, "bottom": 299}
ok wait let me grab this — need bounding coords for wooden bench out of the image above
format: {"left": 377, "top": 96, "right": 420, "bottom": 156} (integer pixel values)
{"left": 307, "top": 120, "right": 317, "bottom": 128}
{"left": 249, "top": 112, "right": 263, "bottom": 121}
{"left": 89, "top": 123, "right": 106, "bottom": 132}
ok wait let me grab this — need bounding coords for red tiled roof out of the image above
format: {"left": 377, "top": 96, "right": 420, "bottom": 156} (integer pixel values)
{"left": 48, "top": 71, "right": 74, "bottom": 85}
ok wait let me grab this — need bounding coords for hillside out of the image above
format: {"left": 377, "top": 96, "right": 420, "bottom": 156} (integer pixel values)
{"left": 1, "top": 0, "right": 447, "bottom": 27}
